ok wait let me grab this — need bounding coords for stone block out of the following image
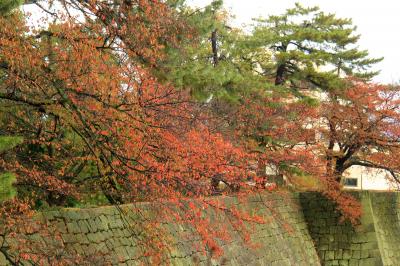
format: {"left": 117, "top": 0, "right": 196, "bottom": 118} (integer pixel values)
{"left": 98, "top": 215, "right": 110, "bottom": 230}
{"left": 61, "top": 233, "right": 77, "bottom": 244}
{"left": 72, "top": 243, "right": 85, "bottom": 254}
{"left": 53, "top": 220, "right": 68, "bottom": 234}
{"left": 77, "top": 220, "right": 90, "bottom": 234}
{"left": 65, "top": 210, "right": 83, "bottom": 221}
{"left": 120, "top": 237, "right": 132, "bottom": 246}
{"left": 108, "top": 218, "right": 122, "bottom": 229}
{"left": 338, "top": 241, "right": 351, "bottom": 249}
{"left": 329, "top": 242, "right": 339, "bottom": 250}
{"left": 125, "top": 246, "right": 137, "bottom": 259}
{"left": 351, "top": 234, "right": 366, "bottom": 244}
{"left": 325, "top": 261, "right": 340, "bottom": 266}
{"left": 102, "top": 229, "right": 113, "bottom": 239}
{"left": 110, "top": 228, "right": 122, "bottom": 238}
{"left": 114, "top": 246, "right": 129, "bottom": 262}
{"left": 352, "top": 250, "right": 361, "bottom": 259}
{"left": 95, "top": 217, "right": 108, "bottom": 231}
{"left": 78, "top": 210, "right": 91, "bottom": 220}
{"left": 337, "top": 234, "right": 349, "bottom": 242}
{"left": 97, "top": 242, "right": 109, "bottom": 255}
{"left": 320, "top": 237, "right": 330, "bottom": 245}
{"left": 325, "top": 251, "right": 335, "bottom": 261}
{"left": 42, "top": 210, "right": 60, "bottom": 221}
{"left": 361, "top": 242, "right": 378, "bottom": 250}
{"left": 361, "top": 249, "right": 369, "bottom": 259}
{"left": 335, "top": 249, "right": 343, "bottom": 259}
{"left": 350, "top": 243, "right": 361, "bottom": 251}
{"left": 66, "top": 221, "right": 81, "bottom": 234}
{"left": 348, "top": 259, "right": 359, "bottom": 266}
{"left": 360, "top": 258, "right": 383, "bottom": 266}
{"left": 87, "top": 232, "right": 104, "bottom": 243}
{"left": 105, "top": 238, "right": 116, "bottom": 249}
{"left": 97, "top": 206, "right": 118, "bottom": 216}
{"left": 85, "top": 243, "right": 98, "bottom": 256}
{"left": 88, "top": 219, "right": 99, "bottom": 232}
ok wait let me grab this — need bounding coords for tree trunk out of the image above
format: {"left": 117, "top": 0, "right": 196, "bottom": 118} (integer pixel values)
{"left": 334, "top": 161, "right": 346, "bottom": 183}
{"left": 256, "top": 159, "right": 267, "bottom": 188}
{"left": 275, "top": 63, "right": 286, "bottom": 85}
{"left": 211, "top": 30, "right": 219, "bottom": 67}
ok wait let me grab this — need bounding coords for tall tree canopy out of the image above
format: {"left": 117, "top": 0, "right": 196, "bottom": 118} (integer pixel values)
{"left": 157, "top": 0, "right": 270, "bottom": 101}
{"left": 0, "top": 0, "right": 258, "bottom": 262}
{"left": 0, "top": 0, "right": 399, "bottom": 262}
{"left": 252, "top": 3, "right": 382, "bottom": 89}
{"left": 0, "top": 0, "right": 254, "bottom": 205}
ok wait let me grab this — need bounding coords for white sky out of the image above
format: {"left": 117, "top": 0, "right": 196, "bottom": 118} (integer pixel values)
{"left": 188, "top": 0, "right": 400, "bottom": 84}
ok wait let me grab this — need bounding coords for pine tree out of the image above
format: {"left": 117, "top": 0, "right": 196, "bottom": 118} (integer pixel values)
{"left": 157, "top": 0, "right": 270, "bottom": 101}
{"left": 0, "top": 0, "right": 23, "bottom": 15}
{"left": 252, "top": 3, "right": 382, "bottom": 90}
{"left": 0, "top": 136, "right": 23, "bottom": 202}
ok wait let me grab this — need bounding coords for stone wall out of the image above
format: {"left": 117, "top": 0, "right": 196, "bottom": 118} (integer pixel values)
{"left": 0, "top": 193, "right": 320, "bottom": 266}
{"left": 369, "top": 193, "right": 400, "bottom": 265}
{"left": 301, "top": 192, "right": 383, "bottom": 266}
{"left": 1, "top": 192, "right": 400, "bottom": 266}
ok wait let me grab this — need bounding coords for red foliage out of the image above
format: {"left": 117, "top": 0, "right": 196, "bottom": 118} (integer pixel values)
{"left": 0, "top": 3, "right": 260, "bottom": 262}
{"left": 2, "top": 0, "right": 398, "bottom": 262}
{"left": 235, "top": 91, "right": 324, "bottom": 181}
{"left": 232, "top": 81, "right": 400, "bottom": 223}
{"left": 316, "top": 80, "right": 400, "bottom": 221}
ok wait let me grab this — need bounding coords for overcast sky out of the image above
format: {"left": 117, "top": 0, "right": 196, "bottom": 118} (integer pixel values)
{"left": 188, "top": 0, "right": 400, "bottom": 84}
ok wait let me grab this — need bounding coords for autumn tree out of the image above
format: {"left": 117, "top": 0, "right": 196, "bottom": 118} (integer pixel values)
{"left": 1, "top": 0, "right": 397, "bottom": 261}
{"left": 320, "top": 80, "right": 400, "bottom": 183}
{"left": 0, "top": 0, "right": 255, "bottom": 201}
{"left": 0, "top": 0, "right": 268, "bottom": 262}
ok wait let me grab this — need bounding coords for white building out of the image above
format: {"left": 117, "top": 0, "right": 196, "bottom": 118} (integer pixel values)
{"left": 343, "top": 166, "right": 400, "bottom": 191}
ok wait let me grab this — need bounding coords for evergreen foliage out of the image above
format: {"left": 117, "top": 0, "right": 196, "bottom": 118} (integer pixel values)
{"left": 0, "top": 136, "right": 22, "bottom": 202}
{"left": 0, "top": 0, "right": 23, "bottom": 15}
{"left": 0, "top": 172, "right": 16, "bottom": 202}
{"left": 251, "top": 3, "right": 382, "bottom": 89}
{"left": 0, "top": 135, "right": 23, "bottom": 152}
{"left": 157, "top": 0, "right": 270, "bottom": 101}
